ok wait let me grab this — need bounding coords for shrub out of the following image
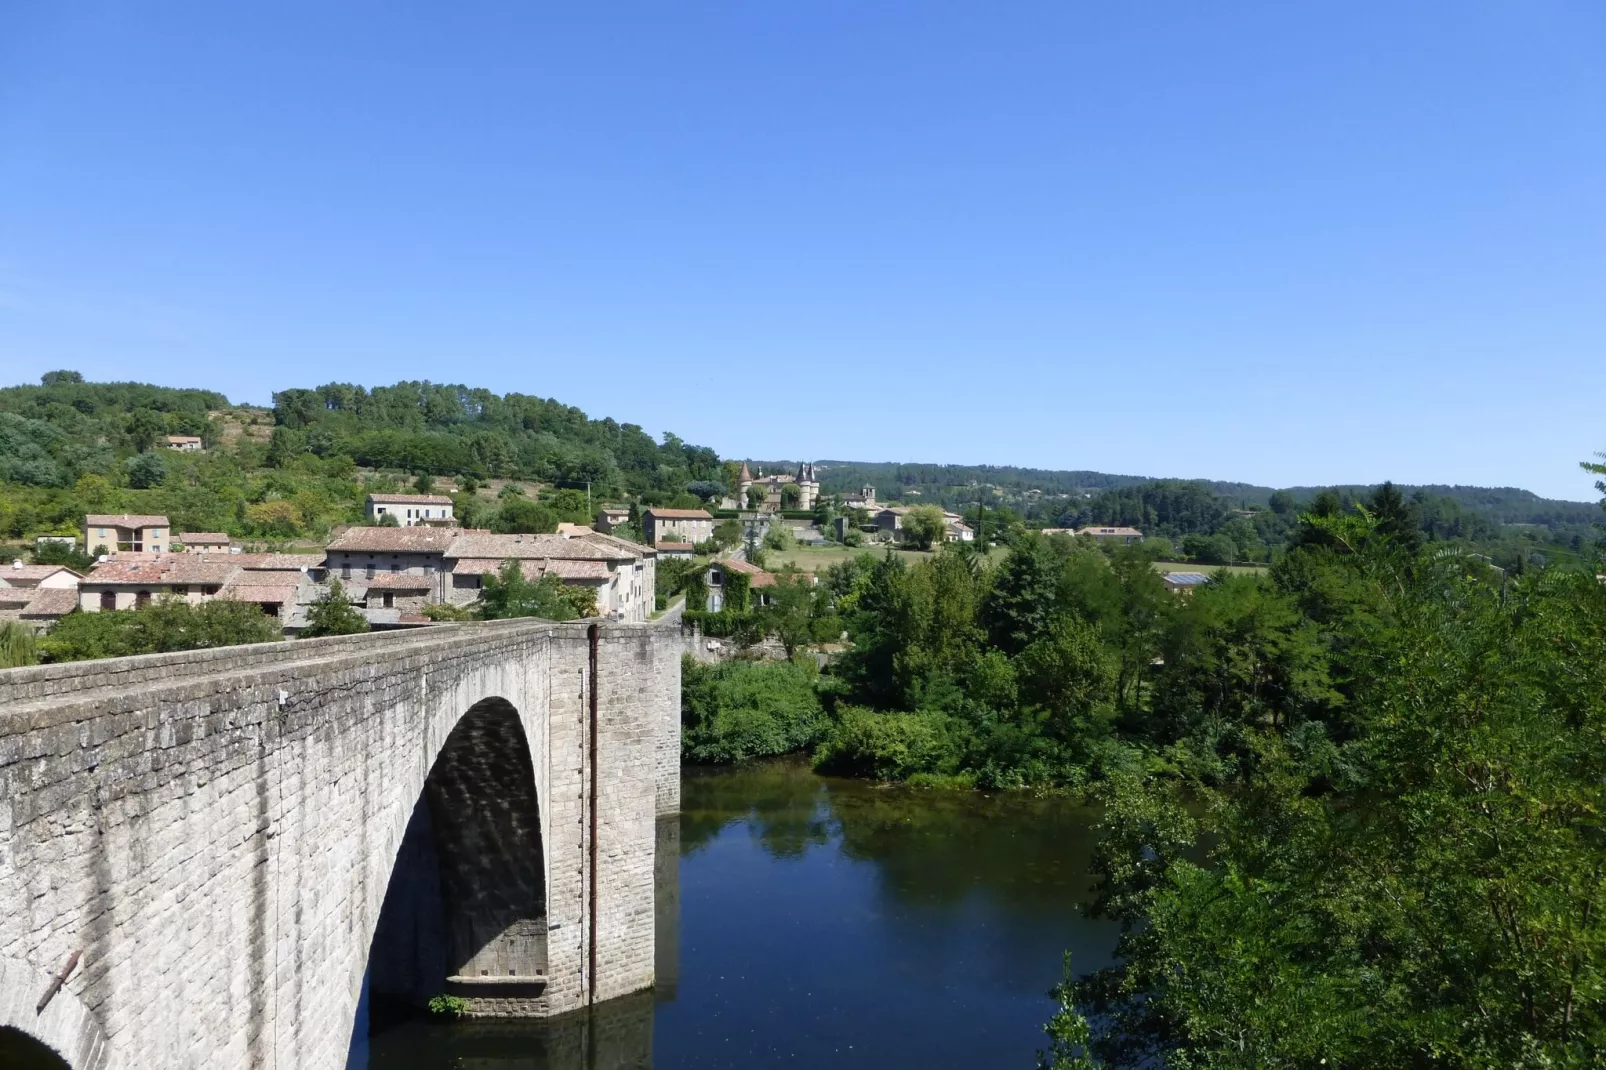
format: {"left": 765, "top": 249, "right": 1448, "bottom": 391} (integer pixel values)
{"left": 427, "top": 994, "right": 468, "bottom": 1019}
{"left": 812, "top": 706, "right": 959, "bottom": 781}
{"left": 0, "top": 619, "right": 39, "bottom": 668}
{"left": 681, "top": 655, "right": 826, "bottom": 763}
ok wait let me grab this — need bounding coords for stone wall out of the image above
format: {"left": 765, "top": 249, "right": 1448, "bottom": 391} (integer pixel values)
{"left": 0, "top": 618, "right": 681, "bottom": 1070}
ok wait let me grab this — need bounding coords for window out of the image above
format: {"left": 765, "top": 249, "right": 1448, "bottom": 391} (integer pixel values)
{"left": 173, "top": 586, "right": 189, "bottom": 595}
{"left": 98, "top": 527, "right": 107, "bottom": 537}
{"left": 382, "top": 593, "right": 394, "bottom": 609}
{"left": 709, "top": 570, "right": 722, "bottom": 586}
{"left": 100, "top": 591, "right": 116, "bottom": 611}
{"left": 206, "top": 586, "right": 220, "bottom": 595}
{"left": 366, "top": 566, "right": 375, "bottom": 580}
{"left": 135, "top": 590, "right": 151, "bottom": 608}
{"left": 342, "top": 564, "right": 351, "bottom": 580}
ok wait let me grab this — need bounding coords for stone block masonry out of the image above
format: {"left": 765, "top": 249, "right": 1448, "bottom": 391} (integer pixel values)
{"left": 0, "top": 618, "right": 681, "bottom": 1070}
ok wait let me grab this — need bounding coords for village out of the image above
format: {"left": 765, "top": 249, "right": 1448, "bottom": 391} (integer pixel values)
{"left": 0, "top": 461, "right": 1175, "bottom": 639}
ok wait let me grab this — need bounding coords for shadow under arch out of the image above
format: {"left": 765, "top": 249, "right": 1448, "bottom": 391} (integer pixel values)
{"left": 0, "top": 1027, "right": 74, "bottom": 1070}
{"left": 0, "top": 956, "right": 107, "bottom": 1070}
{"left": 356, "top": 695, "right": 548, "bottom": 1043}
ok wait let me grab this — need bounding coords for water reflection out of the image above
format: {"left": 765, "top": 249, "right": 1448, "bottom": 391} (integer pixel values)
{"left": 364, "top": 759, "right": 1118, "bottom": 1069}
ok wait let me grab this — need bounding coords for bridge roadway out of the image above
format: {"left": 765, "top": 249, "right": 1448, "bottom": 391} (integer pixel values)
{"left": 0, "top": 618, "right": 681, "bottom": 1069}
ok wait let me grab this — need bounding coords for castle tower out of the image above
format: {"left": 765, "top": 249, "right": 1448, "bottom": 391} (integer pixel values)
{"left": 795, "top": 462, "right": 820, "bottom": 512}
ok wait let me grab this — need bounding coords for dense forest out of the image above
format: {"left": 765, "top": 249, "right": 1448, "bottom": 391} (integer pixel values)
{"left": 804, "top": 458, "right": 1600, "bottom": 572}
{"left": 682, "top": 475, "right": 1606, "bottom": 1063}
{"left": 0, "top": 372, "right": 723, "bottom": 547}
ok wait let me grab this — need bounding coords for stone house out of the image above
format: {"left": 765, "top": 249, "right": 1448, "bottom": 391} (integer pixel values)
{"left": 358, "top": 571, "right": 434, "bottom": 614}
{"left": 365, "top": 493, "right": 455, "bottom": 527}
{"left": 641, "top": 508, "right": 714, "bottom": 546}
{"left": 324, "top": 525, "right": 460, "bottom": 602}
{"left": 164, "top": 435, "right": 204, "bottom": 452}
{"left": 654, "top": 542, "right": 697, "bottom": 561}
{"left": 83, "top": 514, "right": 170, "bottom": 555}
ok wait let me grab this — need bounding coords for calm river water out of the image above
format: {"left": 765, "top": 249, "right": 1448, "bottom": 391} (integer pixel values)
{"left": 354, "top": 760, "right": 1119, "bottom": 1069}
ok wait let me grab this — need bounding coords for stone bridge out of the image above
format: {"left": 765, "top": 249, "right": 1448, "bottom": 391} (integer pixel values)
{"left": 0, "top": 618, "right": 681, "bottom": 1069}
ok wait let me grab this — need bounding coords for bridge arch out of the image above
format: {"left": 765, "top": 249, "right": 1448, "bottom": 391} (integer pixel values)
{"left": 0, "top": 955, "right": 109, "bottom": 1070}
{"left": 360, "top": 695, "right": 550, "bottom": 1028}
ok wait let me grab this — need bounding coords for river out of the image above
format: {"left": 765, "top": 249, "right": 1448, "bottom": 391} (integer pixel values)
{"left": 354, "top": 758, "right": 1118, "bottom": 1068}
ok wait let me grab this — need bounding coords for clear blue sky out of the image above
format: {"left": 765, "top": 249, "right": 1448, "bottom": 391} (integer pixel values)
{"left": 2, "top": 3, "right": 1602, "bottom": 500}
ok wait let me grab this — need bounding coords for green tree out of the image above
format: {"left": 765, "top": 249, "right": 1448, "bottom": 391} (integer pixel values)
{"left": 780, "top": 482, "right": 801, "bottom": 509}
{"left": 901, "top": 504, "right": 948, "bottom": 550}
{"left": 477, "top": 559, "right": 578, "bottom": 621}
{"left": 492, "top": 498, "right": 557, "bottom": 534}
{"left": 1367, "top": 480, "right": 1423, "bottom": 552}
{"left": 299, "top": 579, "right": 369, "bottom": 637}
{"left": 746, "top": 485, "right": 766, "bottom": 509}
{"left": 1584, "top": 451, "right": 1606, "bottom": 508}
{"left": 981, "top": 535, "right": 1059, "bottom": 655}
{"left": 124, "top": 450, "right": 167, "bottom": 489}
{"left": 681, "top": 656, "right": 826, "bottom": 763}
{"left": 1064, "top": 537, "right": 1606, "bottom": 1066}
{"left": 412, "top": 472, "right": 435, "bottom": 494}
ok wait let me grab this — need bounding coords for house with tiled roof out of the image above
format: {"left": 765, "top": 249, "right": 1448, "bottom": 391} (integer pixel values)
{"left": 641, "top": 508, "right": 714, "bottom": 546}
{"left": 78, "top": 555, "right": 241, "bottom": 612}
{"left": 0, "top": 562, "right": 82, "bottom": 590}
{"left": 704, "top": 556, "right": 812, "bottom": 611}
{"left": 83, "top": 514, "right": 171, "bottom": 555}
{"left": 365, "top": 493, "right": 455, "bottom": 527}
{"left": 177, "top": 532, "right": 232, "bottom": 553}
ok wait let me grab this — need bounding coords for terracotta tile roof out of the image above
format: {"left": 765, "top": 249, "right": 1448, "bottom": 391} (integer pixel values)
{"left": 208, "top": 553, "right": 325, "bottom": 570}
{"left": 366, "top": 493, "right": 454, "bottom": 505}
{"left": 0, "top": 565, "right": 81, "bottom": 586}
{"left": 222, "top": 568, "right": 310, "bottom": 587}
{"left": 220, "top": 582, "right": 300, "bottom": 605}
{"left": 717, "top": 557, "right": 767, "bottom": 576}
{"left": 577, "top": 531, "right": 653, "bottom": 557}
{"left": 446, "top": 532, "right": 637, "bottom": 562}
{"left": 654, "top": 541, "right": 696, "bottom": 553}
{"left": 84, "top": 557, "right": 240, "bottom": 586}
{"left": 84, "top": 514, "right": 170, "bottom": 528}
{"left": 178, "top": 532, "right": 231, "bottom": 545}
{"left": 642, "top": 508, "right": 713, "bottom": 519}
{"left": 0, "top": 589, "right": 31, "bottom": 608}
{"left": 556, "top": 523, "right": 594, "bottom": 537}
{"left": 361, "top": 572, "right": 434, "bottom": 590}
{"left": 450, "top": 557, "right": 610, "bottom": 581}
{"left": 20, "top": 587, "right": 78, "bottom": 619}
{"left": 327, "top": 526, "right": 462, "bottom": 553}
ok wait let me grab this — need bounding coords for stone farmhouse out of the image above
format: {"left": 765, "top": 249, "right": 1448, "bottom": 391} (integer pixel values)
{"left": 164, "top": 434, "right": 204, "bottom": 451}
{"left": 365, "top": 492, "right": 456, "bottom": 527}
{"left": 83, "top": 513, "right": 170, "bottom": 555}
{"left": 641, "top": 508, "right": 714, "bottom": 546}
